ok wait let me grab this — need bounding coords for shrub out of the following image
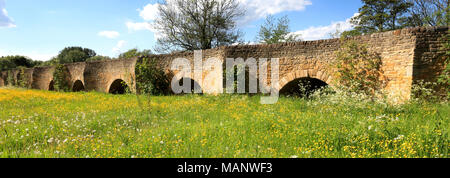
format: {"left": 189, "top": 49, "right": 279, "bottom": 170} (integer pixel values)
{"left": 6, "top": 71, "right": 14, "bottom": 86}
{"left": 17, "top": 67, "right": 28, "bottom": 88}
{"left": 52, "top": 64, "right": 70, "bottom": 92}
{"left": 333, "top": 40, "right": 386, "bottom": 96}
{"left": 411, "top": 80, "right": 440, "bottom": 102}
{"left": 437, "top": 32, "right": 449, "bottom": 98}
{"left": 135, "top": 57, "right": 171, "bottom": 95}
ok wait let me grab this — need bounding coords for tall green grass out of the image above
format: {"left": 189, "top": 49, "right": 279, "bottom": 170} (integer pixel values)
{"left": 0, "top": 87, "right": 448, "bottom": 158}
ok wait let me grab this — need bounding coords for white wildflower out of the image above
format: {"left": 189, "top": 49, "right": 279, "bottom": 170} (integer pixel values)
{"left": 394, "top": 135, "right": 405, "bottom": 141}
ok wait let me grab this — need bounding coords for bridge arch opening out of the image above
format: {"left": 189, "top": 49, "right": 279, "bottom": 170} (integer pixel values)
{"left": 16, "top": 73, "right": 22, "bottom": 86}
{"left": 175, "top": 77, "right": 203, "bottom": 94}
{"left": 109, "top": 79, "right": 128, "bottom": 94}
{"left": 72, "top": 80, "right": 85, "bottom": 92}
{"left": 280, "top": 77, "right": 329, "bottom": 98}
{"left": 49, "top": 80, "right": 55, "bottom": 91}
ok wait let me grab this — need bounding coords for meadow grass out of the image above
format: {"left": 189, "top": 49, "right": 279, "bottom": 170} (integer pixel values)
{"left": 0, "top": 87, "right": 448, "bottom": 158}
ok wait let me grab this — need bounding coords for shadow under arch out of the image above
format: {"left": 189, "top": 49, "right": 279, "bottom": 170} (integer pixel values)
{"left": 174, "top": 77, "right": 203, "bottom": 94}
{"left": 16, "top": 72, "right": 23, "bottom": 86}
{"left": 49, "top": 80, "right": 55, "bottom": 91}
{"left": 109, "top": 79, "right": 128, "bottom": 94}
{"left": 279, "top": 77, "right": 330, "bottom": 97}
{"left": 72, "top": 80, "right": 85, "bottom": 92}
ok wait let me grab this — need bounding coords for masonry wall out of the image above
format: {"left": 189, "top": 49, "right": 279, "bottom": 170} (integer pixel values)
{"left": 410, "top": 26, "right": 449, "bottom": 96}
{"left": 221, "top": 28, "right": 420, "bottom": 101}
{"left": 0, "top": 26, "right": 447, "bottom": 101}
{"left": 84, "top": 58, "right": 137, "bottom": 93}
{"left": 149, "top": 48, "right": 225, "bottom": 93}
{"left": 65, "top": 62, "right": 86, "bottom": 89}
{"left": 31, "top": 66, "right": 55, "bottom": 90}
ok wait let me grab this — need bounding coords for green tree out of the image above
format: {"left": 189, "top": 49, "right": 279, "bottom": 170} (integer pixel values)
{"left": 0, "top": 55, "right": 41, "bottom": 70}
{"left": 154, "top": 0, "right": 244, "bottom": 53}
{"left": 340, "top": 29, "right": 363, "bottom": 38}
{"left": 0, "top": 57, "right": 16, "bottom": 71}
{"left": 256, "top": 15, "right": 301, "bottom": 44}
{"left": 86, "top": 55, "right": 112, "bottom": 62}
{"left": 406, "top": 0, "right": 449, "bottom": 27}
{"left": 56, "top": 47, "right": 96, "bottom": 64}
{"left": 351, "top": 0, "right": 413, "bottom": 34}
{"left": 119, "top": 49, "right": 152, "bottom": 59}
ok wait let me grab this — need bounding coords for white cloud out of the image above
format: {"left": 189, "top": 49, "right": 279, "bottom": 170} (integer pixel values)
{"left": 126, "top": 21, "right": 153, "bottom": 31}
{"left": 126, "top": 21, "right": 163, "bottom": 39}
{"left": 138, "top": 3, "right": 160, "bottom": 21}
{"left": 98, "top": 31, "right": 120, "bottom": 39}
{"left": 132, "top": 0, "right": 313, "bottom": 40}
{"left": 26, "top": 51, "right": 57, "bottom": 61}
{"left": 0, "top": 0, "right": 16, "bottom": 28}
{"left": 290, "top": 13, "right": 358, "bottom": 41}
{"left": 112, "top": 40, "right": 127, "bottom": 54}
{"left": 238, "top": 0, "right": 312, "bottom": 25}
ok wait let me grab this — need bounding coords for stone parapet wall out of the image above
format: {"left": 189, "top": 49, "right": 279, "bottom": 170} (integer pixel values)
{"left": 0, "top": 26, "right": 447, "bottom": 101}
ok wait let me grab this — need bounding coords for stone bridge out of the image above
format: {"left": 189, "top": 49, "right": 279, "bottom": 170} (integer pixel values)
{"left": 0, "top": 26, "right": 448, "bottom": 101}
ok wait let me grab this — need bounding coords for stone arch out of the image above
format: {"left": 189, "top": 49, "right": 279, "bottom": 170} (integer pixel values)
{"left": 173, "top": 77, "right": 203, "bottom": 94}
{"left": 49, "top": 80, "right": 55, "bottom": 91}
{"left": 72, "top": 80, "right": 85, "bottom": 92}
{"left": 279, "top": 77, "right": 329, "bottom": 97}
{"left": 278, "top": 69, "right": 334, "bottom": 91}
{"left": 108, "top": 79, "right": 128, "bottom": 94}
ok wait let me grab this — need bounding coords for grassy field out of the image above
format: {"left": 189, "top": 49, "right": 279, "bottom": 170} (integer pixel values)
{"left": 0, "top": 87, "right": 448, "bottom": 158}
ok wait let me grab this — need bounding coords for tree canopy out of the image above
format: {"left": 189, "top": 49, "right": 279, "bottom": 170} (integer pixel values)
{"left": 154, "top": 0, "right": 244, "bottom": 53}
{"left": 0, "top": 55, "right": 42, "bottom": 71}
{"left": 256, "top": 15, "right": 302, "bottom": 44}
{"left": 406, "top": 0, "right": 449, "bottom": 27}
{"left": 119, "top": 49, "right": 152, "bottom": 59}
{"left": 349, "top": 0, "right": 448, "bottom": 36}
{"left": 56, "top": 47, "right": 97, "bottom": 64}
{"left": 351, "top": 0, "right": 413, "bottom": 34}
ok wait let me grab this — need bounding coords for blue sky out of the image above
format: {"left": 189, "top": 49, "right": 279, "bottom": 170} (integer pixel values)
{"left": 0, "top": 0, "right": 362, "bottom": 61}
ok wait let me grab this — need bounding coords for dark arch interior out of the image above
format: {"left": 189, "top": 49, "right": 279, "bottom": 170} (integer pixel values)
{"left": 279, "top": 77, "right": 329, "bottom": 97}
{"left": 49, "top": 80, "right": 55, "bottom": 91}
{"left": 72, "top": 80, "right": 85, "bottom": 92}
{"left": 178, "top": 78, "right": 202, "bottom": 94}
{"left": 109, "top": 79, "right": 128, "bottom": 94}
{"left": 16, "top": 73, "right": 22, "bottom": 84}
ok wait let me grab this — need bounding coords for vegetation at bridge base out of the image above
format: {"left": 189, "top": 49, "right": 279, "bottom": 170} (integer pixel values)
{"left": 0, "top": 88, "right": 447, "bottom": 158}
{"left": 437, "top": 31, "right": 450, "bottom": 98}
{"left": 52, "top": 64, "right": 70, "bottom": 92}
{"left": 17, "top": 67, "right": 28, "bottom": 88}
{"left": 6, "top": 70, "right": 14, "bottom": 86}
{"left": 135, "top": 56, "right": 171, "bottom": 95}
{"left": 412, "top": 31, "right": 450, "bottom": 102}
{"left": 332, "top": 40, "right": 386, "bottom": 97}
